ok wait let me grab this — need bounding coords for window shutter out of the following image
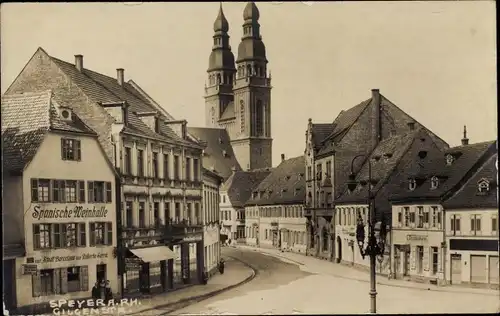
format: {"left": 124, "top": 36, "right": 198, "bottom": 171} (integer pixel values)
{"left": 79, "top": 223, "right": 86, "bottom": 247}
{"left": 437, "top": 247, "right": 442, "bottom": 273}
{"left": 411, "top": 246, "right": 417, "bottom": 271}
{"left": 60, "top": 268, "right": 68, "bottom": 294}
{"left": 80, "top": 266, "right": 89, "bottom": 292}
{"left": 88, "top": 181, "right": 94, "bottom": 203}
{"left": 54, "top": 268, "right": 61, "bottom": 294}
{"left": 78, "top": 181, "right": 85, "bottom": 203}
{"left": 106, "top": 182, "right": 112, "bottom": 203}
{"left": 89, "top": 223, "right": 95, "bottom": 246}
{"left": 107, "top": 222, "right": 113, "bottom": 245}
{"left": 31, "top": 179, "right": 39, "bottom": 202}
{"left": 470, "top": 216, "right": 474, "bottom": 235}
{"left": 423, "top": 247, "right": 429, "bottom": 271}
{"left": 76, "top": 140, "right": 82, "bottom": 161}
{"left": 61, "top": 139, "right": 66, "bottom": 160}
{"left": 32, "top": 272, "right": 41, "bottom": 297}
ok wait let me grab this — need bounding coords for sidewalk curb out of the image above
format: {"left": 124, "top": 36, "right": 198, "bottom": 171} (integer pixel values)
{"left": 127, "top": 256, "right": 257, "bottom": 316}
{"left": 238, "top": 246, "right": 498, "bottom": 297}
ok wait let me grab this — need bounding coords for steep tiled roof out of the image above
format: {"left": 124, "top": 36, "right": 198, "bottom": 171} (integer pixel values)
{"left": 222, "top": 170, "right": 271, "bottom": 207}
{"left": 335, "top": 129, "right": 419, "bottom": 206}
{"left": 443, "top": 153, "right": 498, "bottom": 209}
{"left": 311, "top": 123, "right": 334, "bottom": 150}
{"left": 317, "top": 99, "right": 370, "bottom": 156}
{"left": 2, "top": 91, "right": 96, "bottom": 173}
{"left": 48, "top": 55, "right": 193, "bottom": 146}
{"left": 247, "top": 156, "right": 306, "bottom": 206}
{"left": 187, "top": 127, "right": 241, "bottom": 180}
{"left": 389, "top": 140, "right": 496, "bottom": 203}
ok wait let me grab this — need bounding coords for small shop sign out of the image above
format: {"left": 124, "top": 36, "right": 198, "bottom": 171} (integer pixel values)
{"left": 406, "top": 234, "right": 428, "bottom": 241}
{"left": 22, "top": 264, "right": 38, "bottom": 275}
{"left": 182, "top": 235, "right": 202, "bottom": 242}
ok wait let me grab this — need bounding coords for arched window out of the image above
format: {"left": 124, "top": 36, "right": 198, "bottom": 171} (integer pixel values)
{"left": 216, "top": 74, "right": 221, "bottom": 84}
{"left": 322, "top": 228, "right": 329, "bottom": 251}
{"left": 247, "top": 64, "right": 252, "bottom": 77}
{"left": 409, "top": 178, "right": 417, "bottom": 191}
{"left": 478, "top": 178, "right": 490, "bottom": 193}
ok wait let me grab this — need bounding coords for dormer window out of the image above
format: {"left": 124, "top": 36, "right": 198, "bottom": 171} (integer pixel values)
{"left": 222, "top": 150, "right": 228, "bottom": 157}
{"left": 59, "top": 108, "right": 73, "bottom": 122}
{"left": 409, "top": 178, "right": 417, "bottom": 191}
{"left": 252, "top": 191, "right": 258, "bottom": 199}
{"left": 446, "top": 154, "right": 454, "bottom": 165}
{"left": 477, "top": 178, "right": 490, "bottom": 194}
{"left": 430, "top": 176, "right": 439, "bottom": 190}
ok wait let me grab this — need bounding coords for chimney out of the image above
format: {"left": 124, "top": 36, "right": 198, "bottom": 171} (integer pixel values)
{"left": 371, "top": 89, "right": 381, "bottom": 149}
{"left": 407, "top": 121, "right": 415, "bottom": 131}
{"left": 117, "top": 68, "right": 124, "bottom": 86}
{"left": 281, "top": 154, "right": 285, "bottom": 162}
{"left": 461, "top": 125, "right": 469, "bottom": 145}
{"left": 75, "top": 55, "right": 83, "bottom": 72}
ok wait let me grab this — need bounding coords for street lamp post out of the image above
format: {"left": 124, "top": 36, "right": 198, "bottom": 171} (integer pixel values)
{"left": 346, "top": 155, "right": 387, "bottom": 314}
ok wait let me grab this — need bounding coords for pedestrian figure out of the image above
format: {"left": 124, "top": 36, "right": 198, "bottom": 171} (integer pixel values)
{"left": 202, "top": 268, "right": 208, "bottom": 285}
{"left": 104, "top": 280, "right": 113, "bottom": 303}
{"left": 218, "top": 258, "right": 225, "bottom": 275}
{"left": 91, "top": 282, "right": 100, "bottom": 302}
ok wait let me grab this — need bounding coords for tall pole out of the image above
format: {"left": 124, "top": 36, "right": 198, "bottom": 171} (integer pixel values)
{"left": 368, "top": 160, "right": 377, "bottom": 314}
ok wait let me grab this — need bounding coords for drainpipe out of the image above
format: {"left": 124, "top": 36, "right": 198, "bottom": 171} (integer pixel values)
{"left": 442, "top": 206, "right": 446, "bottom": 286}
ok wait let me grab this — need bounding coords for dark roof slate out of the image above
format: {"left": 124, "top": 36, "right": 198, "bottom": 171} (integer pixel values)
{"left": 335, "top": 129, "right": 419, "bottom": 206}
{"left": 187, "top": 127, "right": 241, "bottom": 180}
{"left": 2, "top": 91, "right": 96, "bottom": 172}
{"left": 316, "top": 99, "right": 370, "bottom": 156}
{"left": 442, "top": 153, "right": 498, "bottom": 209}
{"left": 49, "top": 55, "right": 191, "bottom": 146}
{"left": 222, "top": 170, "right": 271, "bottom": 207}
{"left": 311, "top": 123, "right": 334, "bottom": 150}
{"left": 389, "top": 140, "right": 496, "bottom": 202}
{"left": 247, "top": 155, "right": 306, "bottom": 206}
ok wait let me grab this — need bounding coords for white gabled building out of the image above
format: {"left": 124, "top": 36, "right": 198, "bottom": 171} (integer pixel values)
{"left": 2, "top": 91, "right": 119, "bottom": 313}
{"left": 443, "top": 151, "right": 498, "bottom": 288}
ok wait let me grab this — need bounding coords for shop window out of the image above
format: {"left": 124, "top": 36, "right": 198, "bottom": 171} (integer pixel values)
{"left": 431, "top": 247, "right": 439, "bottom": 275}
{"left": 322, "top": 228, "right": 328, "bottom": 251}
{"left": 67, "top": 267, "right": 81, "bottom": 293}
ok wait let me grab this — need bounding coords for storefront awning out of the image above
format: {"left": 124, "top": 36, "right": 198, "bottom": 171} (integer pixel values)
{"left": 130, "top": 246, "right": 177, "bottom": 263}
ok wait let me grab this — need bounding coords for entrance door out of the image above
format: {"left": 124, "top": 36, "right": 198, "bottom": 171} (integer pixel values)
{"left": 403, "top": 251, "right": 410, "bottom": 276}
{"left": 489, "top": 256, "right": 499, "bottom": 284}
{"left": 3, "top": 259, "right": 16, "bottom": 310}
{"left": 451, "top": 254, "right": 462, "bottom": 284}
{"left": 336, "top": 236, "right": 342, "bottom": 263}
{"left": 470, "top": 255, "right": 487, "bottom": 284}
{"left": 96, "top": 264, "right": 107, "bottom": 283}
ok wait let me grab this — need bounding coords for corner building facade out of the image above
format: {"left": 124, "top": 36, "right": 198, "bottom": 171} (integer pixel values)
{"left": 2, "top": 92, "right": 118, "bottom": 313}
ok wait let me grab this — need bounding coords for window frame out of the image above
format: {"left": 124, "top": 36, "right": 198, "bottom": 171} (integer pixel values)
{"left": 61, "top": 138, "right": 82, "bottom": 161}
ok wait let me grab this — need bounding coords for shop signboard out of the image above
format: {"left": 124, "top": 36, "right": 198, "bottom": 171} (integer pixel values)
{"left": 22, "top": 264, "right": 38, "bottom": 275}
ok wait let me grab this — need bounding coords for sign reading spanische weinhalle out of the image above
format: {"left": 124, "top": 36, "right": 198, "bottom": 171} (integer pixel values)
{"left": 32, "top": 205, "right": 109, "bottom": 220}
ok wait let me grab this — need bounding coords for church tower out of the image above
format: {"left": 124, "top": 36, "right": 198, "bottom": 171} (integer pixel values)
{"left": 232, "top": 2, "right": 273, "bottom": 170}
{"left": 205, "top": 4, "right": 237, "bottom": 128}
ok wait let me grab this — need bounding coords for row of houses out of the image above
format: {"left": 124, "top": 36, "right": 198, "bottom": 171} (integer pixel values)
{"left": 2, "top": 48, "right": 223, "bottom": 314}
{"left": 216, "top": 88, "right": 497, "bottom": 289}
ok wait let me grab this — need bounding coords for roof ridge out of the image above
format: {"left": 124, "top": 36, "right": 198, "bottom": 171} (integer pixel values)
{"left": 325, "top": 98, "right": 371, "bottom": 143}
{"left": 380, "top": 94, "right": 449, "bottom": 148}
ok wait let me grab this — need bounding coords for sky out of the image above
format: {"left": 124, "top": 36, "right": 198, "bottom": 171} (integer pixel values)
{"left": 1, "top": 1, "right": 497, "bottom": 167}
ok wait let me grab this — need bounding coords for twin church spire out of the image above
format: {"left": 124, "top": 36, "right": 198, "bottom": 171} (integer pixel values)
{"left": 205, "top": 2, "right": 273, "bottom": 170}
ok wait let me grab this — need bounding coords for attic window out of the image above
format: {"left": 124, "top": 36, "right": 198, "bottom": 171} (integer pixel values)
{"left": 383, "top": 153, "right": 393, "bottom": 162}
{"left": 373, "top": 155, "right": 381, "bottom": 162}
{"left": 418, "top": 151, "right": 428, "bottom": 159}
{"left": 294, "top": 188, "right": 300, "bottom": 196}
{"left": 408, "top": 178, "right": 417, "bottom": 191}
{"left": 59, "top": 108, "right": 73, "bottom": 121}
{"left": 222, "top": 150, "right": 228, "bottom": 157}
{"left": 445, "top": 154, "right": 454, "bottom": 165}
{"left": 285, "top": 175, "right": 291, "bottom": 181}
{"left": 477, "top": 178, "right": 490, "bottom": 194}
{"left": 252, "top": 192, "right": 258, "bottom": 199}
{"left": 218, "top": 137, "right": 223, "bottom": 144}
{"left": 430, "top": 176, "right": 439, "bottom": 190}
